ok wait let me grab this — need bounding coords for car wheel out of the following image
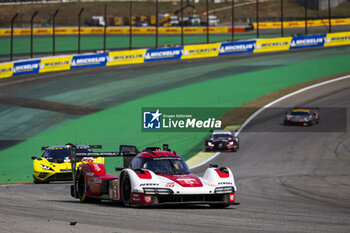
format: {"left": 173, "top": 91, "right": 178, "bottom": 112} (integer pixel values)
{"left": 77, "top": 170, "right": 100, "bottom": 203}
{"left": 209, "top": 203, "right": 230, "bottom": 208}
{"left": 120, "top": 172, "right": 132, "bottom": 206}
{"left": 284, "top": 121, "right": 289, "bottom": 126}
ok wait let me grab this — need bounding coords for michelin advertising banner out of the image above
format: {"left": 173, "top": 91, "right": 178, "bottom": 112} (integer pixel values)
{"left": 71, "top": 53, "right": 108, "bottom": 69}
{"left": 0, "top": 63, "right": 13, "bottom": 79}
{"left": 13, "top": 60, "right": 41, "bottom": 76}
{"left": 107, "top": 49, "right": 146, "bottom": 66}
{"left": 182, "top": 43, "right": 221, "bottom": 59}
{"left": 289, "top": 34, "right": 326, "bottom": 49}
{"left": 219, "top": 40, "right": 256, "bottom": 56}
{"left": 324, "top": 31, "right": 350, "bottom": 47}
{"left": 39, "top": 56, "right": 72, "bottom": 73}
{"left": 144, "top": 47, "right": 183, "bottom": 62}
{"left": 1, "top": 31, "right": 350, "bottom": 79}
{"left": 254, "top": 37, "right": 292, "bottom": 53}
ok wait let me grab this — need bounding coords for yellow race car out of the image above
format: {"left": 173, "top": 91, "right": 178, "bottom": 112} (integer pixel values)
{"left": 31, "top": 145, "right": 104, "bottom": 184}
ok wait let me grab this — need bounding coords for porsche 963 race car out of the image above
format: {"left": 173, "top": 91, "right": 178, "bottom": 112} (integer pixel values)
{"left": 31, "top": 145, "right": 104, "bottom": 184}
{"left": 70, "top": 144, "right": 238, "bottom": 208}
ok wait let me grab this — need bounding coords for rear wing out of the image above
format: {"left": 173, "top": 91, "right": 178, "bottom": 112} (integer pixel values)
{"left": 68, "top": 143, "right": 138, "bottom": 169}
{"left": 41, "top": 145, "right": 102, "bottom": 151}
{"left": 293, "top": 107, "right": 320, "bottom": 113}
{"left": 68, "top": 143, "right": 139, "bottom": 197}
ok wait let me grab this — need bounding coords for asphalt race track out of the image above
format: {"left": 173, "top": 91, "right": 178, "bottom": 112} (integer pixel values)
{"left": 0, "top": 76, "right": 349, "bottom": 232}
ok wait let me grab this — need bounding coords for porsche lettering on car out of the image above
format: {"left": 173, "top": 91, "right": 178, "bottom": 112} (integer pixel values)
{"left": 31, "top": 145, "right": 104, "bottom": 184}
{"left": 70, "top": 144, "right": 239, "bottom": 208}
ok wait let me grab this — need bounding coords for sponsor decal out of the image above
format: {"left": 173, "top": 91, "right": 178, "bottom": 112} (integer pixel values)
{"left": 39, "top": 56, "right": 72, "bottom": 73}
{"left": 144, "top": 195, "right": 152, "bottom": 203}
{"left": 71, "top": 53, "right": 108, "bottom": 69}
{"left": 324, "top": 32, "right": 350, "bottom": 47}
{"left": 142, "top": 108, "right": 224, "bottom": 132}
{"left": 144, "top": 47, "right": 183, "bottom": 62}
{"left": 177, "top": 178, "right": 198, "bottom": 185}
{"left": 13, "top": 60, "right": 41, "bottom": 76}
{"left": 109, "top": 180, "right": 120, "bottom": 200}
{"left": 290, "top": 34, "right": 326, "bottom": 49}
{"left": 165, "top": 182, "right": 175, "bottom": 188}
{"left": 218, "top": 182, "right": 232, "bottom": 185}
{"left": 139, "top": 183, "right": 160, "bottom": 186}
{"left": 107, "top": 49, "right": 146, "bottom": 66}
{"left": 0, "top": 63, "right": 13, "bottom": 79}
{"left": 182, "top": 43, "right": 220, "bottom": 59}
{"left": 254, "top": 37, "right": 292, "bottom": 53}
{"left": 60, "top": 169, "right": 72, "bottom": 172}
{"left": 229, "top": 193, "right": 235, "bottom": 202}
{"left": 219, "top": 40, "right": 256, "bottom": 55}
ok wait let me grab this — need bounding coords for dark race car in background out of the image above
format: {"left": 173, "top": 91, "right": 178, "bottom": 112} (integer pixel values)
{"left": 205, "top": 130, "right": 239, "bottom": 152}
{"left": 284, "top": 108, "right": 319, "bottom": 126}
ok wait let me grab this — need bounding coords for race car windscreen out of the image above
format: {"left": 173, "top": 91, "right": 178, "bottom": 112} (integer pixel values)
{"left": 132, "top": 157, "right": 190, "bottom": 175}
{"left": 213, "top": 134, "right": 232, "bottom": 139}
{"left": 290, "top": 111, "right": 310, "bottom": 116}
{"left": 42, "top": 147, "right": 93, "bottom": 162}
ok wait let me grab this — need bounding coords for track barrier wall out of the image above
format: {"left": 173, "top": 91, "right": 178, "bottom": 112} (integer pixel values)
{"left": 0, "top": 18, "right": 349, "bottom": 36}
{"left": 1, "top": 31, "right": 350, "bottom": 79}
{"left": 0, "top": 26, "right": 247, "bottom": 36}
{"left": 253, "top": 18, "right": 350, "bottom": 29}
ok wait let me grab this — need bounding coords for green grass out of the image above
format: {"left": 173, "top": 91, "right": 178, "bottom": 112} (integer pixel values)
{"left": 1, "top": 52, "right": 350, "bottom": 183}
{"left": 0, "top": 34, "right": 282, "bottom": 56}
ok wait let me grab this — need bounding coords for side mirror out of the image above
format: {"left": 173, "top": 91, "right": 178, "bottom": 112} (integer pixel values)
{"left": 162, "top": 144, "right": 169, "bottom": 151}
{"left": 115, "top": 167, "right": 124, "bottom": 172}
{"left": 31, "top": 156, "right": 38, "bottom": 160}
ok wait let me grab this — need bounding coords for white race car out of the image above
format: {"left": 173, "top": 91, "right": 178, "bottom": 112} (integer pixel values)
{"left": 70, "top": 144, "right": 238, "bottom": 208}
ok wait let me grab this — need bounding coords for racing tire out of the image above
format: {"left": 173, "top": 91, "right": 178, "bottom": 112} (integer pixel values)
{"left": 120, "top": 172, "right": 132, "bottom": 207}
{"left": 209, "top": 203, "right": 230, "bottom": 208}
{"left": 33, "top": 177, "right": 49, "bottom": 184}
{"left": 76, "top": 169, "right": 100, "bottom": 203}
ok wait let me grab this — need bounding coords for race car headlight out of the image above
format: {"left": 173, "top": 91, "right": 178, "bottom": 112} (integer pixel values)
{"left": 215, "top": 186, "right": 234, "bottom": 194}
{"left": 143, "top": 188, "right": 173, "bottom": 195}
{"left": 40, "top": 164, "right": 54, "bottom": 171}
{"left": 227, "top": 141, "right": 235, "bottom": 146}
{"left": 207, "top": 142, "right": 214, "bottom": 147}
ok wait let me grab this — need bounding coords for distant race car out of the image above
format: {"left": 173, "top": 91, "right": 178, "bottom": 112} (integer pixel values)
{"left": 284, "top": 108, "right": 319, "bottom": 126}
{"left": 205, "top": 130, "right": 239, "bottom": 152}
{"left": 31, "top": 145, "right": 104, "bottom": 184}
{"left": 70, "top": 144, "right": 238, "bottom": 208}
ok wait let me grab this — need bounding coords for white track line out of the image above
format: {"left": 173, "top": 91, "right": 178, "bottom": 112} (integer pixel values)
{"left": 190, "top": 152, "right": 220, "bottom": 170}
{"left": 191, "top": 74, "right": 350, "bottom": 170}
{"left": 235, "top": 74, "right": 350, "bottom": 136}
